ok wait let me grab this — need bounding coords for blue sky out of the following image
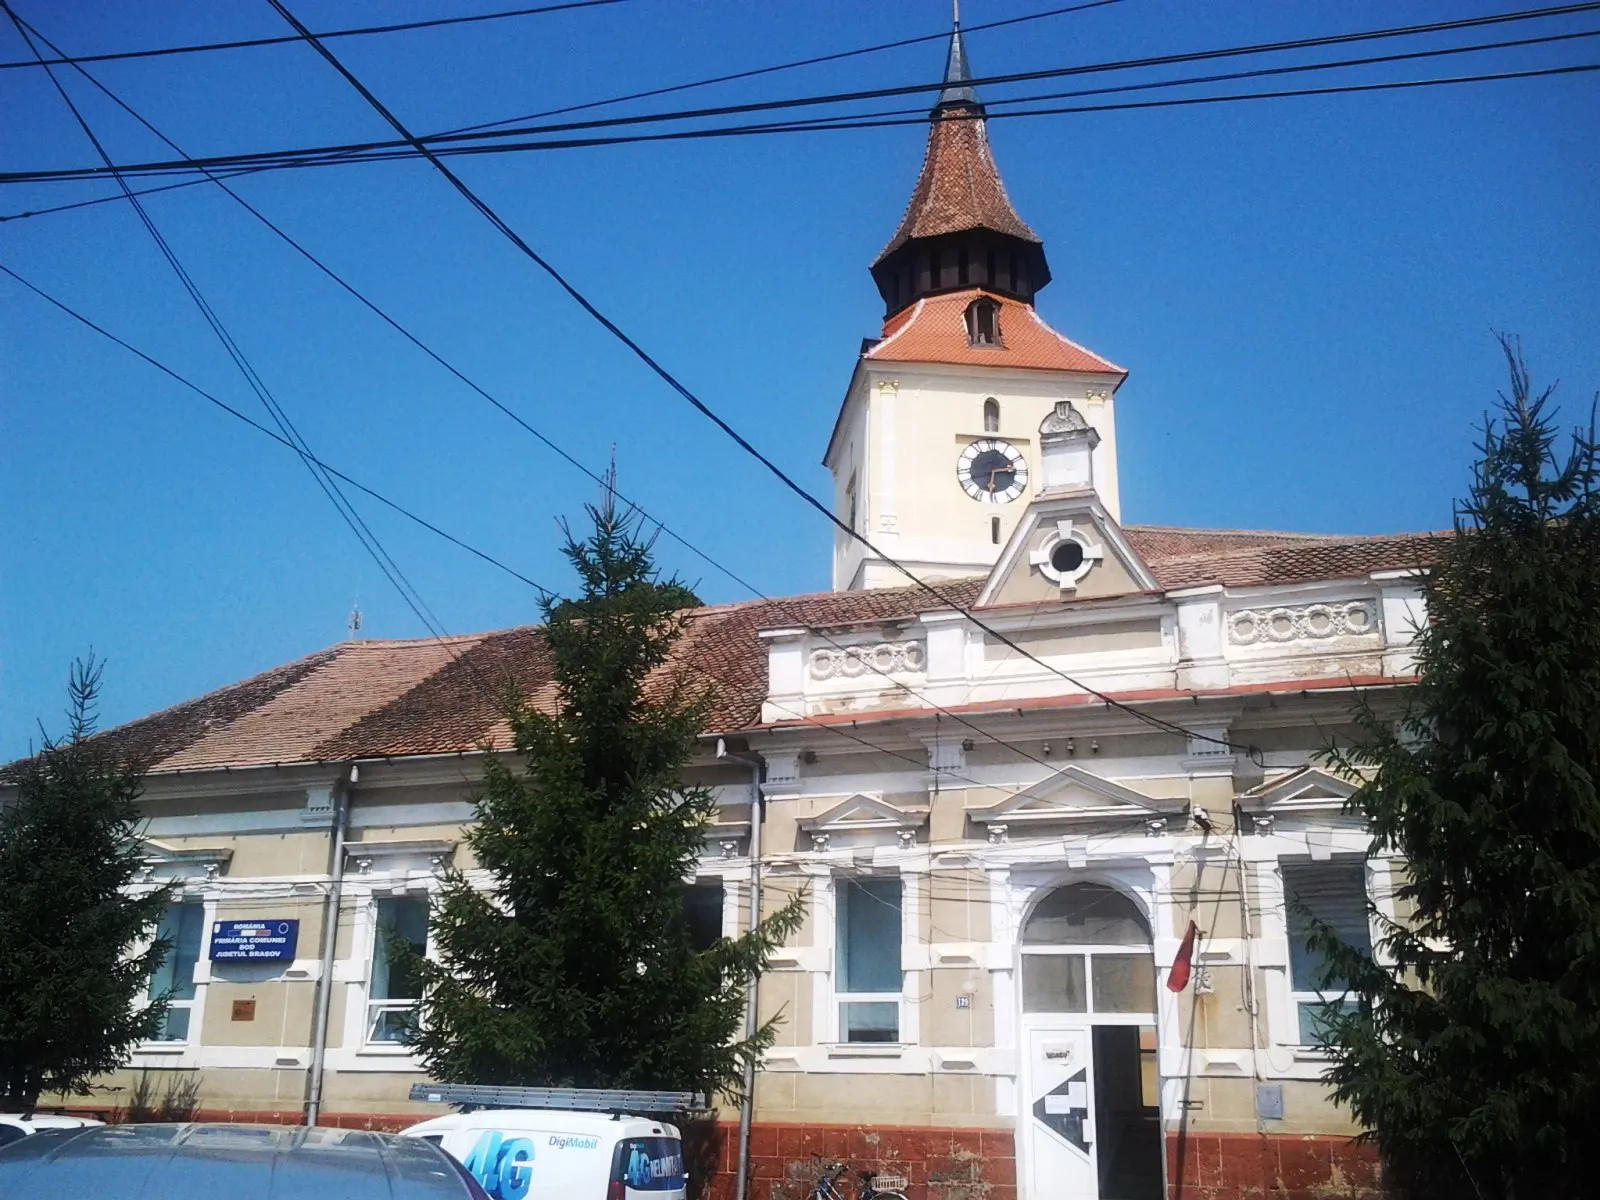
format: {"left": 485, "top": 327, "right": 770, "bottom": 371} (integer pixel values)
{"left": 2, "top": 0, "right": 1597, "bottom": 756}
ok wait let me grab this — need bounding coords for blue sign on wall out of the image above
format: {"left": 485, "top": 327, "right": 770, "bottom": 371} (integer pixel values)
{"left": 210, "top": 919, "right": 299, "bottom": 962}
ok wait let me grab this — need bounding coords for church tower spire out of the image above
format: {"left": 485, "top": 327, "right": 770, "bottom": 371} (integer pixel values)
{"left": 825, "top": 12, "right": 1126, "bottom": 592}
{"left": 869, "top": 11, "right": 1051, "bottom": 317}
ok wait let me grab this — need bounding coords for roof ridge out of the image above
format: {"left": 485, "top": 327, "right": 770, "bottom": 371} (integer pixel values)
{"left": 1024, "top": 305, "right": 1126, "bottom": 375}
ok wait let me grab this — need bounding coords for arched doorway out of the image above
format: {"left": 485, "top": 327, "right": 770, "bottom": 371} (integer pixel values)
{"left": 1018, "top": 883, "right": 1163, "bottom": 1200}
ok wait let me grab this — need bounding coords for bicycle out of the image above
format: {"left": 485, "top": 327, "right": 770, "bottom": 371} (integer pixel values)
{"left": 806, "top": 1158, "right": 909, "bottom": 1200}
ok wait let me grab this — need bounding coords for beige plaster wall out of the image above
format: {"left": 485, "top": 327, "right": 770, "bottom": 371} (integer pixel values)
{"left": 1169, "top": 859, "right": 1254, "bottom": 939}
{"left": 927, "top": 868, "right": 991, "bottom": 941}
{"left": 758, "top": 971, "right": 814, "bottom": 1048}
{"left": 754, "top": 1070, "right": 1004, "bottom": 1128}
{"left": 924, "top": 968, "right": 993, "bottom": 1047}
{"left": 980, "top": 619, "right": 1164, "bottom": 661}
{"left": 763, "top": 875, "right": 814, "bottom": 947}
{"left": 1176, "top": 1076, "right": 1361, "bottom": 1136}
{"left": 200, "top": 978, "right": 317, "bottom": 1048}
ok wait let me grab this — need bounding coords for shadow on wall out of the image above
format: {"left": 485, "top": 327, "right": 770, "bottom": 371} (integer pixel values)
{"left": 110, "top": 1069, "right": 203, "bottom": 1124}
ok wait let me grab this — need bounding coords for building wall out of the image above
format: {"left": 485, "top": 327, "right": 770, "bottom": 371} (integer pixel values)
{"left": 56, "top": 575, "right": 1422, "bottom": 1199}
{"left": 831, "top": 362, "right": 1122, "bottom": 590}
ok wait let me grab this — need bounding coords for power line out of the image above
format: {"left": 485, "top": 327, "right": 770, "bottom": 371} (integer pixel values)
{"left": 23, "top": 59, "right": 1587, "bottom": 185}
{"left": 262, "top": 0, "right": 1267, "bottom": 763}
{"left": 0, "top": 0, "right": 629, "bottom": 71}
{"left": 450, "top": 0, "right": 1126, "bottom": 136}
{"left": 6, "top": 255, "right": 1408, "bottom": 834}
{"left": 7, "top": 1, "right": 1595, "bottom": 185}
{"left": 2, "top": 4, "right": 752, "bottom": 602}
{"left": 2, "top": 256, "right": 1087, "bottom": 798}
{"left": 0, "top": 0, "right": 1126, "bottom": 221}
{"left": 0, "top": 261, "right": 552, "bottom": 596}
{"left": 4, "top": 10, "right": 1106, "bottom": 785}
{"left": 1, "top": 4, "right": 500, "bottom": 699}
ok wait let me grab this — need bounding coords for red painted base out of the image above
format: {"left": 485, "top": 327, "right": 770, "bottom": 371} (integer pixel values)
{"left": 1167, "top": 1132, "right": 1385, "bottom": 1199}
{"left": 60, "top": 1109, "right": 1385, "bottom": 1199}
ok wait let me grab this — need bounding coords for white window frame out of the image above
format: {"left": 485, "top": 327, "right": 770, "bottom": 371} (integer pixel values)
{"left": 364, "top": 892, "right": 432, "bottom": 1047}
{"left": 1280, "top": 855, "right": 1372, "bottom": 1048}
{"left": 1018, "top": 945, "right": 1158, "bottom": 1024}
{"left": 830, "top": 873, "right": 907, "bottom": 1045}
{"left": 139, "top": 894, "right": 212, "bottom": 1049}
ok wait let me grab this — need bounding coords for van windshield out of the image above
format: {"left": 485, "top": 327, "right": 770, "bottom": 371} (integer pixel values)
{"left": 612, "top": 1138, "right": 685, "bottom": 1192}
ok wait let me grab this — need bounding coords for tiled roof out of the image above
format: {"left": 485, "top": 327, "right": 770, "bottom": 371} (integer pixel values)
{"left": 865, "top": 290, "right": 1125, "bottom": 375}
{"left": 875, "top": 107, "right": 1039, "bottom": 263}
{"left": 19, "top": 530, "right": 1444, "bottom": 777}
{"left": 1132, "top": 529, "right": 1445, "bottom": 590}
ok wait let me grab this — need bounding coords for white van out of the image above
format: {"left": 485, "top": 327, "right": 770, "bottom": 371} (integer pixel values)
{"left": 401, "top": 1107, "right": 687, "bottom": 1200}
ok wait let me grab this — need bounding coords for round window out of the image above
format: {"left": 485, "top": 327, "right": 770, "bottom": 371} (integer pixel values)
{"left": 1050, "top": 540, "right": 1085, "bottom": 573}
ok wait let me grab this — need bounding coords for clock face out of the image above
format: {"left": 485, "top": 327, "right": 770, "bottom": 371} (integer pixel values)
{"left": 958, "top": 439, "right": 1028, "bottom": 503}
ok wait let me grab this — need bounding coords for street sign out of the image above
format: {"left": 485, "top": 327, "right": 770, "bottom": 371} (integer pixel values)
{"left": 210, "top": 919, "right": 299, "bottom": 962}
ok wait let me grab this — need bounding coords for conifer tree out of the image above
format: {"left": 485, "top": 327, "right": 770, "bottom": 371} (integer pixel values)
{"left": 0, "top": 658, "right": 174, "bottom": 1109}
{"left": 411, "top": 485, "right": 804, "bottom": 1098}
{"left": 1317, "top": 340, "right": 1600, "bottom": 1198}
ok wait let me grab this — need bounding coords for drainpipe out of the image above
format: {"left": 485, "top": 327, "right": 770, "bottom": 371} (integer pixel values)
{"left": 305, "top": 762, "right": 354, "bottom": 1126}
{"left": 717, "top": 741, "right": 764, "bottom": 1200}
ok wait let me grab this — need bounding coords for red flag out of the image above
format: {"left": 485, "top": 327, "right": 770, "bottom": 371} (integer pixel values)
{"left": 1167, "top": 920, "right": 1199, "bottom": 992}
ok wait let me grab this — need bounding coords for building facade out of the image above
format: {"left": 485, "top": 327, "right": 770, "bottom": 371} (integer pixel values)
{"left": 23, "top": 24, "right": 1441, "bottom": 1200}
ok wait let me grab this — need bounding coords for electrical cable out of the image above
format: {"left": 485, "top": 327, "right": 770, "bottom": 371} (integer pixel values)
{"left": 0, "top": 261, "right": 552, "bottom": 597}
{"left": 2, "top": 4, "right": 504, "bottom": 701}
{"left": 3, "top": 7, "right": 1083, "bottom": 784}
{"left": 263, "top": 0, "right": 1201, "bottom": 772}
{"left": 0, "top": 0, "right": 629, "bottom": 71}
{"left": 448, "top": 0, "right": 1126, "bottom": 136}
{"left": 3, "top": 264, "right": 1359, "bottom": 931}
{"left": 262, "top": 0, "right": 1278, "bottom": 763}
{"left": 6, "top": 1, "right": 1596, "bottom": 185}
{"left": 4, "top": 55, "right": 1593, "bottom": 189}
{"left": 0, "top": 259, "right": 1095, "bottom": 801}
{"left": 1, "top": 0, "right": 1126, "bottom": 222}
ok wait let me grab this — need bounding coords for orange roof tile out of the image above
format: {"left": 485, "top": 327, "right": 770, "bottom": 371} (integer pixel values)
{"left": 875, "top": 107, "right": 1039, "bottom": 263}
{"left": 865, "top": 289, "right": 1125, "bottom": 375}
{"left": 8, "top": 531, "right": 1445, "bottom": 777}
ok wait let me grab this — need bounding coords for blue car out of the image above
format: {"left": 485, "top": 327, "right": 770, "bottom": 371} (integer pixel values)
{"left": 0, "top": 1122, "right": 491, "bottom": 1199}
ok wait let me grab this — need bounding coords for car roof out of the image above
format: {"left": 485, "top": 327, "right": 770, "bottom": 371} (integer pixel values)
{"left": 0, "top": 1123, "right": 479, "bottom": 1199}
{"left": 0, "top": 1113, "right": 102, "bottom": 1129}
{"left": 405, "top": 1108, "right": 674, "bottom": 1136}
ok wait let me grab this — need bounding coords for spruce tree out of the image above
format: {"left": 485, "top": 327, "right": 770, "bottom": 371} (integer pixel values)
{"left": 1317, "top": 340, "right": 1600, "bottom": 1198}
{"left": 411, "top": 486, "right": 804, "bottom": 1098}
{"left": 0, "top": 658, "right": 174, "bottom": 1110}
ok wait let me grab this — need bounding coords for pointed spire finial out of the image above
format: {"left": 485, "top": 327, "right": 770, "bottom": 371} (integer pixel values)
{"left": 938, "top": 0, "right": 978, "bottom": 108}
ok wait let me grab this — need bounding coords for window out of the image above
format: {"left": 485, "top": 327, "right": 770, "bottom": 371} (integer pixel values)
{"left": 147, "top": 901, "right": 204, "bottom": 1042}
{"left": 982, "top": 398, "right": 1000, "bottom": 432}
{"left": 835, "top": 877, "right": 902, "bottom": 1042}
{"left": 368, "top": 895, "right": 429, "bottom": 1044}
{"left": 985, "top": 249, "right": 996, "bottom": 287}
{"left": 1020, "top": 884, "right": 1156, "bottom": 1015}
{"left": 1283, "top": 860, "right": 1372, "bottom": 1044}
{"left": 964, "top": 299, "right": 1000, "bottom": 346}
{"left": 991, "top": 516, "right": 1001, "bottom": 544}
{"left": 845, "top": 473, "right": 858, "bottom": 532}
{"left": 685, "top": 881, "right": 725, "bottom": 952}
{"left": 958, "top": 246, "right": 970, "bottom": 285}
{"left": 928, "top": 250, "right": 942, "bottom": 290}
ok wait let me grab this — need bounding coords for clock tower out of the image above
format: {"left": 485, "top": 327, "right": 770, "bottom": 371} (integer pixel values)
{"left": 824, "top": 18, "right": 1127, "bottom": 591}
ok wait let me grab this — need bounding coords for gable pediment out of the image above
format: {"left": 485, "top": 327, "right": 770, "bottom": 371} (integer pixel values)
{"left": 799, "top": 794, "right": 929, "bottom": 851}
{"left": 1243, "top": 767, "right": 1361, "bottom": 811}
{"left": 978, "top": 492, "right": 1157, "bottom": 608}
{"left": 969, "top": 765, "right": 1173, "bottom": 827}
{"left": 800, "top": 793, "right": 929, "bottom": 834}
